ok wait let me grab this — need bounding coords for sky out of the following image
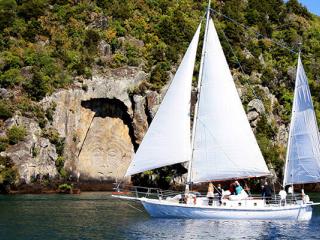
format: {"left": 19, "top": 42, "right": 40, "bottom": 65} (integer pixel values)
{"left": 296, "top": 0, "right": 320, "bottom": 16}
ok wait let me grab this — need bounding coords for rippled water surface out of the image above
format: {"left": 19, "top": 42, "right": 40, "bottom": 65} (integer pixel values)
{"left": 0, "top": 192, "right": 320, "bottom": 240}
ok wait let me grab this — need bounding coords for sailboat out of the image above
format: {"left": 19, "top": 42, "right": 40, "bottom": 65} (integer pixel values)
{"left": 114, "top": 1, "right": 320, "bottom": 220}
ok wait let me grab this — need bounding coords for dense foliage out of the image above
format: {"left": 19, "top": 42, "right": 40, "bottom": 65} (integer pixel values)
{"left": 0, "top": 0, "right": 319, "bottom": 181}
{"left": 0, "top": 156, "right": 18, "bottom": 192}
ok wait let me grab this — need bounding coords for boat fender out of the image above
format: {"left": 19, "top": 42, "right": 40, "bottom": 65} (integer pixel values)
{"left": 194, "top": 196, "right": 197, "bottom": 205}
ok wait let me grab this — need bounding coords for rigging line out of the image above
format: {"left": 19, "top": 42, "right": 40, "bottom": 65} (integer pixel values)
{"left": 127, "top": 203, "right": 144, "bottom": 212}
{"left": 209, "top": 8, "right": 298, "bottom": 54}
{"left": 220, "top": 28, "right": 246, "bottom": 76}
{"left": 218, "top": 25, "right": 259, "bottom": 100}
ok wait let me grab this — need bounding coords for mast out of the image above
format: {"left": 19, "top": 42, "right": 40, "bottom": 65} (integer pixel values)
{"left": 185, "top": 0, "right": 211, "bottom": 193}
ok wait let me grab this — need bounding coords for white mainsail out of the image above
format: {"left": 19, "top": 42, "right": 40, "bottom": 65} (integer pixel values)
{"left": 125, "top": 24, "right": 201, "bottom": 176}
{"left": 191, "top": 19, "right": 270, "bottom": 183}
{"left": 283, "top": 55, "right": 320, "bottom": 186}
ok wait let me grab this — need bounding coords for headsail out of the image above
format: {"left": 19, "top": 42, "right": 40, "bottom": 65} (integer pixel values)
{"left": 191, "top": 19, "right": 270, "bottom": 183}
{"left": 125, "top": 24, "right": 201, "bottom": 176}
{"left": 283, "top": 55, "right": 320, "bottom": 186}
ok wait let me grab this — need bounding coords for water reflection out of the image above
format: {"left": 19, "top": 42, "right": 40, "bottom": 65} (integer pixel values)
{"left": 124, "top": 218, "right": 316, "bottom": 240}
{"left": 0, "top": 192, "right": 319, "bottom": 240}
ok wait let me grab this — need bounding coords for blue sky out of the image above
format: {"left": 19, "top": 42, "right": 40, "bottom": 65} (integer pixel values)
{"left": 296, "top": 0, "right": 320, "bottom": 16}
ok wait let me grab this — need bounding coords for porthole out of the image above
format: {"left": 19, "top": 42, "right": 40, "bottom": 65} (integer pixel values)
{"left": 254, "top": 202, "right": 257, "bottom": 206}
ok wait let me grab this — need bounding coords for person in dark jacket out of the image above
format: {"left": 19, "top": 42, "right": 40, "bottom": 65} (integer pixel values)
{"left": 229, "top": 182, "right": 236, "bottom": 195}
{"left": 261, "top": 182, "right": 272, "bottom": 203}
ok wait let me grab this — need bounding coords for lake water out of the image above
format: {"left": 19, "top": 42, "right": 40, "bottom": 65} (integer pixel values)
{"left": 0, "top": 192, "right": 320, "bottom": 240}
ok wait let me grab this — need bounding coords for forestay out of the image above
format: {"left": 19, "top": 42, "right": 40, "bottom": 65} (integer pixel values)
{"left": 191, "top": 19, "right": 270, "bottom": 183}
{"left": 283, "top": 55, "right": 320, "bottom": 186}
{"left": 125, "top": 24, "right": 201, "bottom": 176}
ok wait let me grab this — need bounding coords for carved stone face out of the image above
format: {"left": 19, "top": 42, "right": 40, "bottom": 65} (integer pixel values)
{"left": 77, "top": 116, "right": 133, "bottom": 181}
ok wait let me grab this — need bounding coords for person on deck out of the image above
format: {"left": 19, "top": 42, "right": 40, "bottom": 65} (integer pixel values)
{"left": 229, "top": 182, "right": 236, "bottom": 195}
{"left": 207, "top": 183, "right": 214, "bottom": 206}
{"left": 235, "top": 181, "right": 243, "bottom": 195}
{"left": 244, "top": 183, "right": 251, "bottom": 196}
{"left": 279, "top": 189, "right": 287, "bottom": 206}
{"left": 262, "top": 181, "right": 272, "bottom": 203}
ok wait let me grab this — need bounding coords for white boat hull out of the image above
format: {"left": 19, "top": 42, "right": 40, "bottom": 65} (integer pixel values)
{"left": 141, "top": 198, "right": 313, "bottom": 221}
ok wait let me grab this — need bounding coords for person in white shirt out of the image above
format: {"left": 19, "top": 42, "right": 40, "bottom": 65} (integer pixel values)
{"left": 279, "top": 189, "right": 287, "bottom": 206}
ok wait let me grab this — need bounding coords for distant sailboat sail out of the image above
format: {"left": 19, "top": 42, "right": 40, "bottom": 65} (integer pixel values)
{"left": 191, "top": 19, "right": 270, "bottom": 183}
{"left": 283, "top": 55, "right": 320, "bottom": 186}
{"left": 125, "top": 24, "right": 201, "bottom": 176}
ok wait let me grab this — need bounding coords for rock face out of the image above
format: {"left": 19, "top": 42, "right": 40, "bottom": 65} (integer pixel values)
{"left": 0, "top": 66, "right": 163, "bottom": 185}
{"left": 41, "top": 66, "right": 150, "bottom": 182}
{"left": 1, "top": 116, "right": 58, "bottom": 184}
{"left": 247, "top": 99, "right": 265, "bottom": 128}
{"left": 132, "top": 95, "right": 148, "bottom": 145}
{"left": 248, "top": 99, "right": 265, "bottom": 115}
{"left": 2, "top": 63, "right": 291, "bottom": 186}
{"left": 145, "top": 90, "right": 161, "bottom": 119}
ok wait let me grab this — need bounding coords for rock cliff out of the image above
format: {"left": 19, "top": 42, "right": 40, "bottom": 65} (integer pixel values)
{"left": 39, "top": 67, "right": 154, "bottom": 183}
{"left": 0, "top": 64, "right": 291, "bottom": 186}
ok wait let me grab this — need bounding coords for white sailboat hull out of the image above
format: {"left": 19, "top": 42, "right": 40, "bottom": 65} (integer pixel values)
{"left": 141, "top": 198, "right": 313, "bottom": 221}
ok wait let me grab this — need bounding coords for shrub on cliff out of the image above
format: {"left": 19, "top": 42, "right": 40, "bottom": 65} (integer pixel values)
{"left": 58, "top": 183, "right": 73, "bottom": 193}
{"left": 0, "top": 156, "right": 18, "bottom": 192}
{"left": 55, "top": 156, "right": 67, "bottom": 178}
{"left": 42, "top": 128, "right": 65, "bottom": 156}
{"left": 7, "top": 126, "right": 27, "bottom": 145}
{"left": 0, "top": 100, "right": 13, "bottom": 120}
{"left": 0, "top": 137, "right": 9, "bottom": 152}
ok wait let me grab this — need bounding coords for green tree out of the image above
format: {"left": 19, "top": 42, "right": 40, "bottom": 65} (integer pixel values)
{"left": 286, "top": 0, "right": 312, "bottom": 19}
{"left": 0, "top": 0, "right": 17, "bottom": 30}
{"left": 24, "top": 70, "right": 51, "bottom": 101}
{"left": 17, "top": 0, "right": 49, "bottom": 20}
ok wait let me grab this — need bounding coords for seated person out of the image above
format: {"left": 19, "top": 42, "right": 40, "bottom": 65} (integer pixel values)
{"left": 235, "top": 181, "right": 243, "bottom": 195}
{"left": 228, "top": 181, "right": 248, "bottom": 200}
{"left": 229, "top": 182, "right": 236, "bottom": 195}
{"left": 244, "top": 183, "right": 251, "bottom": 196}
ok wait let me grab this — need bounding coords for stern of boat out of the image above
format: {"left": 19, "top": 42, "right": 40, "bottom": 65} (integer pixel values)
{"left": 297, "top": 204, "right": 313, "bottom": 221}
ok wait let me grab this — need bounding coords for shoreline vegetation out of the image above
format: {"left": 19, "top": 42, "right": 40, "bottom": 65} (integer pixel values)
{"left": 3, "top": 180, "right": 320, "bottom": 195}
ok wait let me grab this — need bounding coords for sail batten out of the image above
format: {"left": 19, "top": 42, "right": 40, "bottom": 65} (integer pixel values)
{"left": 125, "top": 24, "right": 201, "bottom": 176}
{"left": 283, "top": 55, "right": 320, "bottom": 186}
{"left": 191, "top": 19, "right": 270, "bottom": 183}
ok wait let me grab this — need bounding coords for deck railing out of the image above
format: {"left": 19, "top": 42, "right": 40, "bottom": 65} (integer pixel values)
{"left": 112, "top": 183, "right": 305, "bottom": 206}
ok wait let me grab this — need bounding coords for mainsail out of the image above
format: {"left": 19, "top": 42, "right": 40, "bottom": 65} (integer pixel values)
{"left": 283, "top": 55, "right": 320, "bottom": 186}
{"left": 125, "top": 24, "right": 201, "bottom": 176}
{"left": 191, "top": 19, "right": 270, "bottom": 183}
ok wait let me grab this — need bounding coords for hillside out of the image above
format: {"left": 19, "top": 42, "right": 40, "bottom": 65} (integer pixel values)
{"left": 0, "top": 0, "right": 319, "bottom": 191}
